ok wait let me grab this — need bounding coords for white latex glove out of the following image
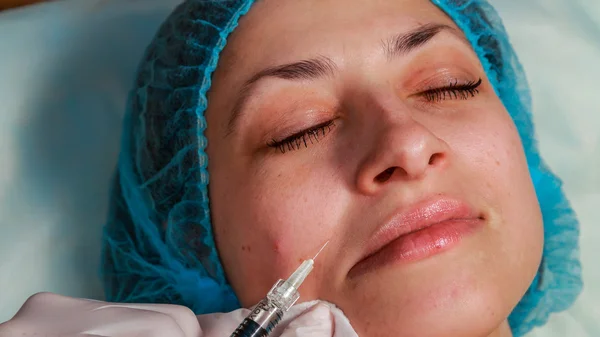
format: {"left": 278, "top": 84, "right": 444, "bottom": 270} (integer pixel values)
{"left": 0, "top": 292, "right": 358, "bottom": 337}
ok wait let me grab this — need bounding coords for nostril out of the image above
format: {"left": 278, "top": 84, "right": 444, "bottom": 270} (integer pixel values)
{"left": 375, "top": 167, "right": 396, "bottom": 183}
{"left": 429, "top": 153, "right": 444, "bottom": 165}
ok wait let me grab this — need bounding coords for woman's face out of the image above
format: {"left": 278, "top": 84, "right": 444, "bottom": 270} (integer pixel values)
{"left": 205, "top": 0, "right": 544, "bottom": 336}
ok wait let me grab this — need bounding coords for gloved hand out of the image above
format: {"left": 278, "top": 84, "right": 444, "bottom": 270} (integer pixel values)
{"left": 0, "top": 292, "right": 358, "bottom": 337}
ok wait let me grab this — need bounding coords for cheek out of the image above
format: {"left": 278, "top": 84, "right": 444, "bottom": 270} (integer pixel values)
{"left": 213, "top": 159, "right": 347, "bottom": 306}
{"left": 453, "top": 102, "right": 539, "bottom": 216}
{"left": 455, "top": 105, "right": 543, "bottom": 286}
{"left": 476, "top": 115, "right": 541, "bottom": 228}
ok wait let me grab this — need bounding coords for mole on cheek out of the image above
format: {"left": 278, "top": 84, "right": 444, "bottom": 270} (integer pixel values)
{"left": 272, "top": 241, "right": 281, "bottom": 254}
{"left": 270, "top": 237, "right": 298, "bottom": 271}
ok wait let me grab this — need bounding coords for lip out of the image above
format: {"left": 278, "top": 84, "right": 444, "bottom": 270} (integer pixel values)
{"left": 349, "top": 197, "right": 484, "bottom": 277}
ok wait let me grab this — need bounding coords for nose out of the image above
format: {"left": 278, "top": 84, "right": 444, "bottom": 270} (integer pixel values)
{"left": 355, "top": 118, "right": 448, "bottom": 195}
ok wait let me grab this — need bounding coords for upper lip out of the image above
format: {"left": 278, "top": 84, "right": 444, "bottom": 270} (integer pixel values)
{"left": 358, "top": 196, "right": 482, "bottom": 262}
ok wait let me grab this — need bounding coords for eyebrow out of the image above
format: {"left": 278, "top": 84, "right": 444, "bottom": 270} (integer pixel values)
{"left": 383, "top": 23, "right": 459, "bottom": 59}
{"left": 226, "top": 23, "right": 460, "bottom": 136}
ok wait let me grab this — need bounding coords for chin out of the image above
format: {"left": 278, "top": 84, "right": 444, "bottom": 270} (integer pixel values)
{"left": 338, "top": 246, "right": 517, "bottom": 337}
{"left": 342, "top": 282, "right": 512, "bottom": 337}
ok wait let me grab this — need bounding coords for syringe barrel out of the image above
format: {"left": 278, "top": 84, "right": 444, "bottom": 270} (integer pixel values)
{"left": 230, "top": 318, "right": 267, "bottom": 337}
{"left": 230, "top": 297, "right": 283, "bottom": 337}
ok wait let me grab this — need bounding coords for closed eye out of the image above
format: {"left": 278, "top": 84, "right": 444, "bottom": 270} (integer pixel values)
{"left": 421, "top": 78, "right": 482, "bottom": 102}
{"left": 267, "top": 120, "right": 336, "bottom": 154}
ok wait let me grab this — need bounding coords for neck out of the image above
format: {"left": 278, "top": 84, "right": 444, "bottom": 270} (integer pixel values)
{"left": 487, "top": 320, "right": 513, "bottom": 337}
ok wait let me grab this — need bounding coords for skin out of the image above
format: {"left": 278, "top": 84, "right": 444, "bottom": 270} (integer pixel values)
{"left": 205, "top": 0, "right": 544, "bottom": 336}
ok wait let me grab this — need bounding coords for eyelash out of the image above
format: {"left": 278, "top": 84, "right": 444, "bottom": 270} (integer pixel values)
{"left": 267, "top": 120, "right": 335, "bottom": 154}
{"left": 267, "top": 78, "right": 482, "bottom": 154}
{"left": 422, "top": 78, "right": 482, "bottom": 102}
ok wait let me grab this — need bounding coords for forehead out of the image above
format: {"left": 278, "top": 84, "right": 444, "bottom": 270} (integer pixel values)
{"left": 220, "top": 0, "right": 458, "bottom": 67}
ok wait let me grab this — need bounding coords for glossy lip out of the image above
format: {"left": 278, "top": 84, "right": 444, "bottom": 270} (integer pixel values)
{"left": 349, "top": 197, "right": 484, "bottom": 277}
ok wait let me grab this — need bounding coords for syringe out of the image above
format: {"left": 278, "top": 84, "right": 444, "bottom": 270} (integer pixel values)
{"left": 230, "top": 241, "right": 329, "bottom": 337}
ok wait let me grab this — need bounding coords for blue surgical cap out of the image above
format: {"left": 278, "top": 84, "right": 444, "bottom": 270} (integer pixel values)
{"left": 100, "top": 0, "right": 583, "bottom": 336}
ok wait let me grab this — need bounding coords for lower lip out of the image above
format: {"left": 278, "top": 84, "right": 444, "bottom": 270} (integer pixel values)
{"left": 350, "top": 218, "right": 483, "bottom": 277}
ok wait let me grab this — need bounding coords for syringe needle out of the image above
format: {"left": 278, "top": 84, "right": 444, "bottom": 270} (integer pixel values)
{"left": 285, "top": 241, "right": 330, "bottom": 290}
{"left": 312, "top": 241, "right": 329, "bottom": 261}
{"left": 236, "top": 241, "right": 331, "bottom": 337}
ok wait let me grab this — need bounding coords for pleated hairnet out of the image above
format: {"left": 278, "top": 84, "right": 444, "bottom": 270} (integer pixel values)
{"left": 101, "top": 0, "right": 582, "bottom": 335}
